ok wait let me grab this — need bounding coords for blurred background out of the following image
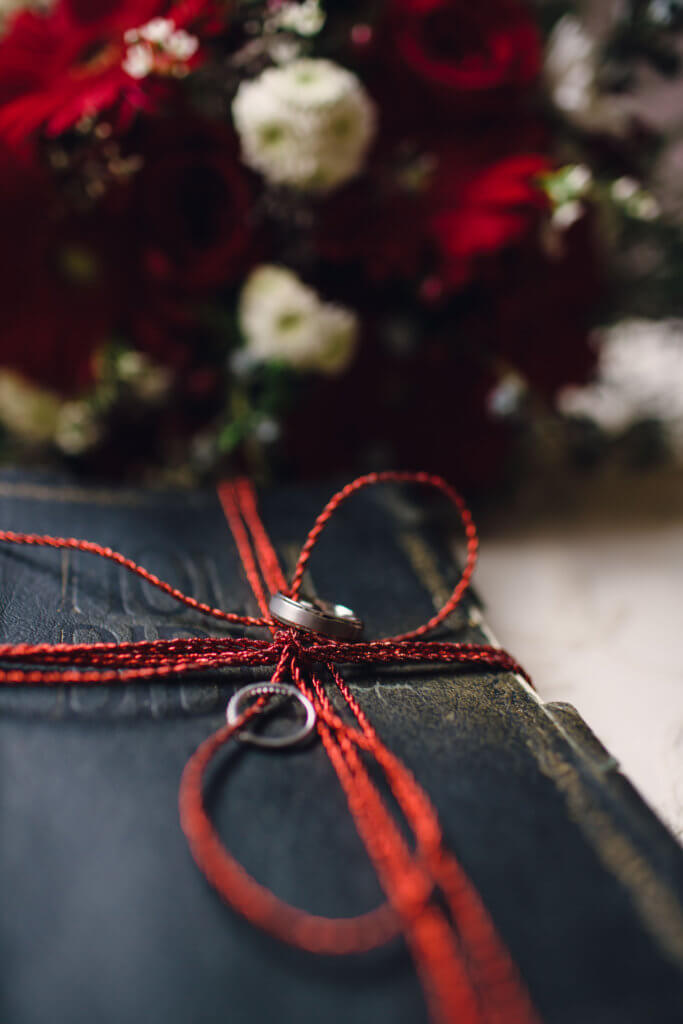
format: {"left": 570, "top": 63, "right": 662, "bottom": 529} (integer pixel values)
{"left": 0, "top": 0, "right": 681, "bottom": 828}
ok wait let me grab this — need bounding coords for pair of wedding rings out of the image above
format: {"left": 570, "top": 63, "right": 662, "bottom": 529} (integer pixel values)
{"left": 227, "top": 591, "right": 363, "bottom": 749}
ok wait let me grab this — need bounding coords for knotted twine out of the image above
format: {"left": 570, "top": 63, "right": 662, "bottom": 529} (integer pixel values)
{"left": 0, "top": 470, "right": 540, "bottom": 1024}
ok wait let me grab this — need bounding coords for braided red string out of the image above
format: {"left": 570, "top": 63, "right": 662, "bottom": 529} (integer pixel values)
{"left": 288, "top": 471, "right": 479, "bottom": 642}
{"left": 0, "top": 471, "right": 539, "bottom": 1024}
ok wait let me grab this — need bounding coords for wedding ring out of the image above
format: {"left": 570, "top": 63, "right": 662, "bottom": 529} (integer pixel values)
{"left": 226, "top": 681, "right": 317, "bottom": 749}
{"left": 268, "top": 592, "right": 363, "bottom": 641}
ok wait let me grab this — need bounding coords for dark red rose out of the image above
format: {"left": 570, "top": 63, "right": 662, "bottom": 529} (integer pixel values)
{"left": 281, "top": 329, "right": 512, "bottom": 492}
{"left": 479, "top": 213, "right": 602, "bottom": 398}
{"left": 318, "top": 175, "right": 427, "bottom": 283}
{"left": 0, "top": 109, "right": 251, "bottom": 393}
{"left": 0, "top": 0, "right": 222, "bottom": 148}
{"left": 0, "top": 147, "right": 119, "bottom": 393}
{"left": 125, "top": 118, "right": 252, "bottom": 292}
{"left": 286, "top": 212, "right": 601, "bottom": 488}
{"left": 113, "top": 117, "right": 253, "bottom": 365}
{"left": 388, "top": 0, "right": 540, "bottom": 96}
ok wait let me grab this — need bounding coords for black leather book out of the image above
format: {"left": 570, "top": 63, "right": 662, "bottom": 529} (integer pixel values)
{"left": 0, "top": 469, "right": 682, "bottom": 1024}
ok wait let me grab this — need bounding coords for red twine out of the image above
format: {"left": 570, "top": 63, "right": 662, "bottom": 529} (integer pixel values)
{"left": 0, "top": 470, "right": 539, "bottom": 1024}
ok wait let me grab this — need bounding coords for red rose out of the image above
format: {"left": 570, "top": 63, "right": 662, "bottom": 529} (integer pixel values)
{"left": 388, "top": 0, "right": 540, "bottom": 96}
{"left": 320, "top": 146, "right": 550, "bottom": 295}
{"left": 318, "top": 176, "right": 427, "bottom": 283}
{"left": 286, "top": 216, "right": 601, "bottom": 488}
{"left": 126, "top": 118, "right": 252, "bottom": 292}
{"left": 428, "top": 152, "right": 550, "bottom": 289}
{"left": 110, "top": 117, "right": 253, "bottom": 366}
{"left": 282, "top": 331, "right": 512, "bottom": 491}
{"left": 0, "top": 0, "right": 222, "bottom": 148}
{"left": 0, "top": 147, "right": 119, "bottom": 393}
{"left": 481, "top": 213, "right": 602, "bottom": 397}
{"left": 0, "top": 110, "right": 251, "bottom": 394}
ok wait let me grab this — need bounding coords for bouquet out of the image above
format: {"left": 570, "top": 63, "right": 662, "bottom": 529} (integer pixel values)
{"left": 0, "top": 0, "right": 680, "bottom": 487}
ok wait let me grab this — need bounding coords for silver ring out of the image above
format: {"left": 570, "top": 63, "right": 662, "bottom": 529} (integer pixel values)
{"left": 226, "top": 681, "right": 317, "bottom": 749}
{"left": 269, "top": 592, "right": 363, "bottom": 641}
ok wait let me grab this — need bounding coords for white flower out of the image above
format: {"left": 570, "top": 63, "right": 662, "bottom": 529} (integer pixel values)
{"left": 610, "top": 177, "right": 661, "bottom": 221}
{"left": 558, "top": 319, "right": 683, "bottom": 457}
{"left": 255, "top": 417, "right": 281, "bottom": 444}
{"left": 487, "top": 373, "right": 527, "bottom": 418}
{"left": 138, "top": 17, "right": 173, "bottom": 43}
{"left": 649, "top": 0, "right": 676, "bottom": 24}
{"left": 545, "top": 16, "right": 594, "bottom": 113}
{"left": 564, "top": 164, "right": 592, "bottom": 194}
{"left": 54, "top": 402, "right": 100, "bottom": 455}
{"left": 122, "top": 42, "right": 154, "bottom": 80}
{"left": 274, "top": 0, "right": 325, "bottom": 37}
{"left": 115, "top": 350, "right": 172, "bottom": 402}
{"left": 552, "top": 199, "right": 584, "bottom": 230}
{"left": 545, "top": 15, "right": 627, "bottom": 134}
{"left": 238, "top": 265, "right": 358, "bottom": 375}
{"left": 0, "top": 371, "right": 60, "bottom": 443}
{"left": 122, "top": 17, "right": 199, "bottom": 80}
{"left": 232, "top": 58, "right": 376, "bottom": 191}
{"left": 635, "top": 194, "right": 660, "bottom": 220}
{"left": 267, "top": 36, "right": 301, "bottom": 66}
{"left": 612, "top": 177, "right": 639, "bottom": 202}
{"left": 166, "top": 28, "right": 199, "bottom": 60}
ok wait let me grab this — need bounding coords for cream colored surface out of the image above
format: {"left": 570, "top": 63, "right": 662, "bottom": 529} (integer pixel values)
{"left": 477, "top": 511, "right": 683, "bottom": 840}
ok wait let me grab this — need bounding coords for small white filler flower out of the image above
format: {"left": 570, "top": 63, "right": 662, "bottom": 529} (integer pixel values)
{"left": 558, "top": 318, "right": 683, "bottom": 458}
{"left": 232, "top": 58, "right": 376, "bottom": 191}
{"left": 238, "top": 265, "right": 358, "bottom": 375}
{"left": 544, "top": 15, "right": 627, "bottom": 134}
{"left": 122, "top": 17, "right": 199, "bottom": 79}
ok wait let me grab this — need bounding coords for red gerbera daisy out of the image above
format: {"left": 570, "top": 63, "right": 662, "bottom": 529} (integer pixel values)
{"left": 0, "top": 0, "right": 222, "bottom": 147}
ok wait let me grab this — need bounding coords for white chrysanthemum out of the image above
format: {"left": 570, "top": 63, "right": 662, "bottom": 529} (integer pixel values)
{"left": 558, "top": 319, "right": 683, "bottom": 457}
{"left": 0, "top": 371, "right": 61, "bottom": 443}
{"left": 238, "top": 265, "right": 357, "bottom": 375}
{"left": 545, "top": 15, "right": 626, "bottom": 134}
{"left": 0, "top": 0, "right": 53, "bottom": 36}
{"left": 232, "top": 58, "right": 376, "bottom": 191}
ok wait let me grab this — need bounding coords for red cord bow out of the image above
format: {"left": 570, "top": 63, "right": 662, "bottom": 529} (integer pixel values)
{"left": 0, "top": 470, "right": 539, "bottom": 1024}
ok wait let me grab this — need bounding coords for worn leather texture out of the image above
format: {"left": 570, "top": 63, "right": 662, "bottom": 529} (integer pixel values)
{"left": 0, "top": 469, "right": 682, "bottom": 1024}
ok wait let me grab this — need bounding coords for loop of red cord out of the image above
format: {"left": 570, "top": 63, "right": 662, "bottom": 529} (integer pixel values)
{"left": 0, "top": 471, "right": 539, "bottom": 1024}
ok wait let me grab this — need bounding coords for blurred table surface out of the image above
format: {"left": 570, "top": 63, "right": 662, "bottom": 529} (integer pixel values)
{"left": 477, "top": 470, "right": 683, "bottom": 840}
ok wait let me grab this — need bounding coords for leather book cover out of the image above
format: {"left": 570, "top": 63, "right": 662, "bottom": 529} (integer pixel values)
{"left": 0, "top": 469, "right": 682, "bottom": 1024}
